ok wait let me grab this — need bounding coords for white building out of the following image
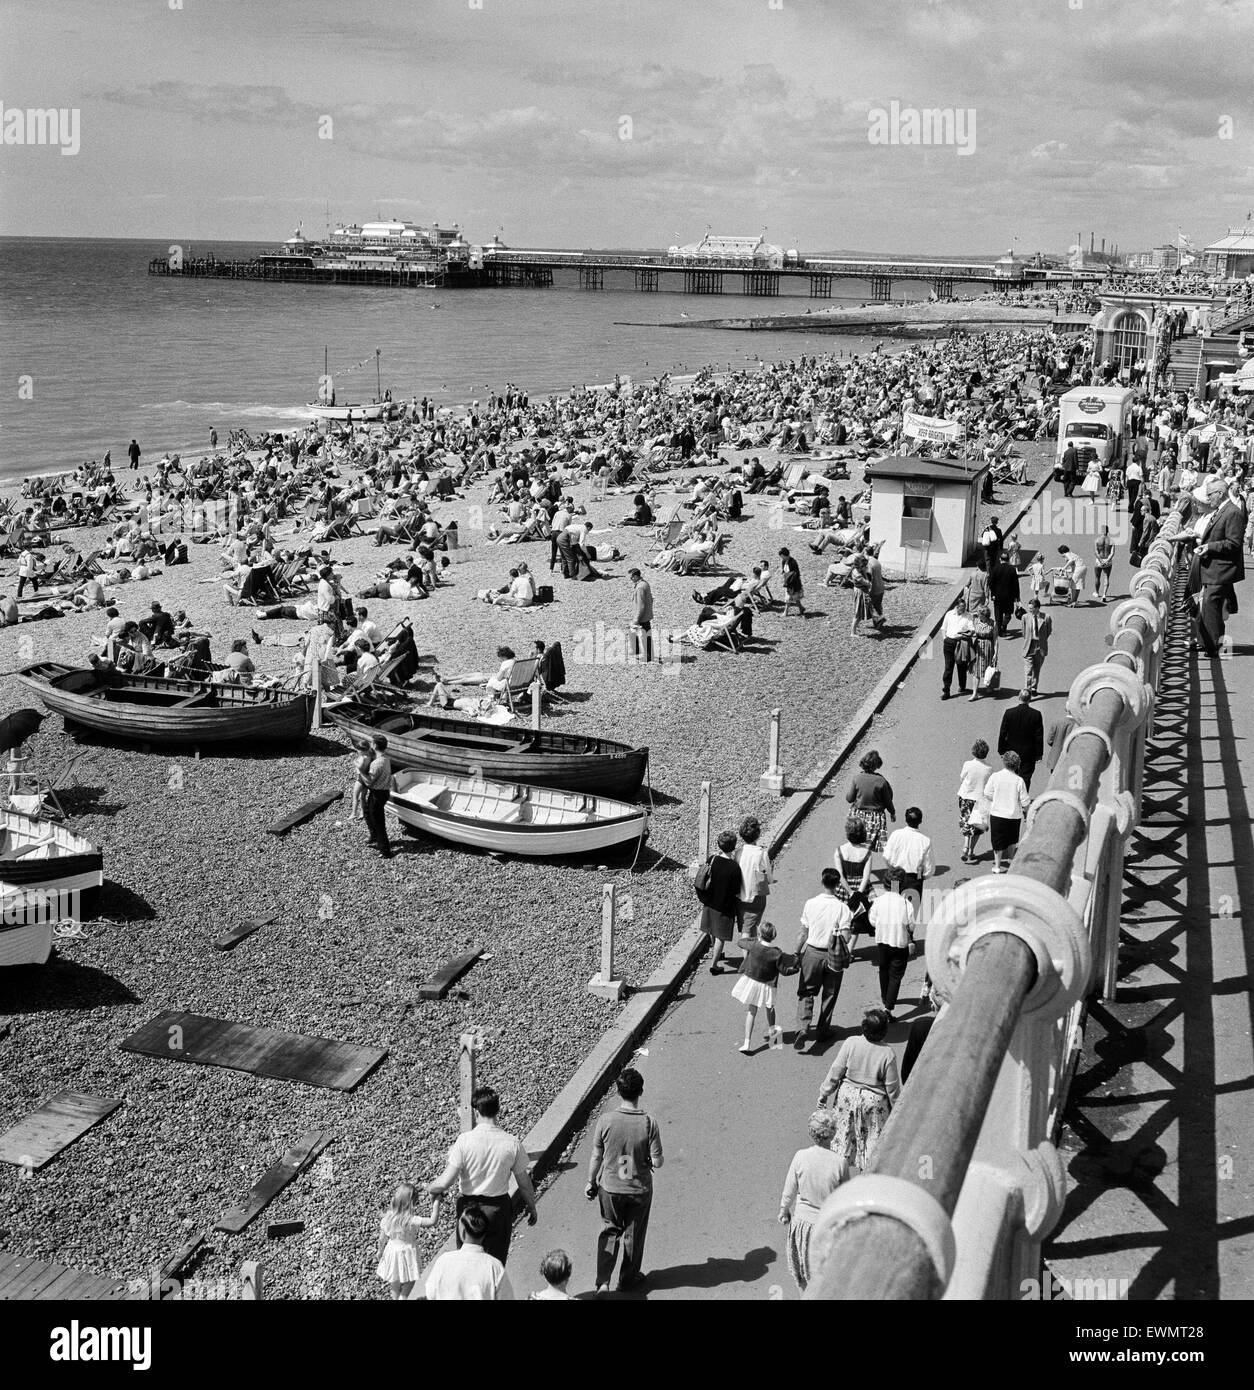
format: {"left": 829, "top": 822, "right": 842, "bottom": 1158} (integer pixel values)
{"left": 667, "top": 234, "right": 783, "bottom": 269}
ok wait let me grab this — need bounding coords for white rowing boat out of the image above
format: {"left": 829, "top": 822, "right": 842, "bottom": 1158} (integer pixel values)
{"left": 387, "top": 769, "right": 648, "bottom": 857}
{"left": 0, "top": 811, "right": 103, "bottom": 967}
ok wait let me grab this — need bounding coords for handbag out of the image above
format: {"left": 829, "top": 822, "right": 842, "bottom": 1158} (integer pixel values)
{"left": 981, "top": 665, "right": 1001, "bottom": 690}
{"left": 826, "top": 930, "right": 853, "bottom": 973}
{"left": 967, "top": 798, "right": 989, "bottom": 829}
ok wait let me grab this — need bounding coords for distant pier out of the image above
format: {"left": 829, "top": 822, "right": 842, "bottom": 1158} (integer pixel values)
{"left": 148, "top": 249, "right": 1104, "bottom": 299}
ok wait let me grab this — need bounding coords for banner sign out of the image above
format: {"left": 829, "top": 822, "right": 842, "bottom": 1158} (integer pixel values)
{"left": 903, "top": 411, "right": 964, "bottom": 443}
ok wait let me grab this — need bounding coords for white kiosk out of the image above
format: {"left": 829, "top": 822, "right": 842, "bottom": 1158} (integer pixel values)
{"left": 864, "top": 455, "right": 988, "bottom": 576}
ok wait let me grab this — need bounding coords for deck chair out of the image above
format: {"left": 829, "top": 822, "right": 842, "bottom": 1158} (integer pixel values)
{"left": 782, "top": 460, "right": 807, "bottom": 491}
{"left": 502, "top": 655, "right": 542, "bottom": 712}
{"left": 235, "top": 564, "right": 282, "bottom": 606}
{"left": 272, "top": 555, "right": 311, "bottom": 597}
{"left": 651, "top": 514, "right": 683, "bottom": 551}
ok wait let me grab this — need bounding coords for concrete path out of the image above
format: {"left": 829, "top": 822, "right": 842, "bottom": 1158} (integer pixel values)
{"left": 506, "top": 480, "right": 1252, "bottom": 1301}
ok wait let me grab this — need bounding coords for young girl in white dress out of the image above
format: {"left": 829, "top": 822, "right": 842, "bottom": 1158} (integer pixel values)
{"left": 376, "top": 1183, "right": 440, "bottom": 1300}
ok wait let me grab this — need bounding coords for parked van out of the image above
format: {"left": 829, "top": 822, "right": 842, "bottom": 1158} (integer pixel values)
{"left": 1056, "top": 386, "right": 1134, "bottom": 469}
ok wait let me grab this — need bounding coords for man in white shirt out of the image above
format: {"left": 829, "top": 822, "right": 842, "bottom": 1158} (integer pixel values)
{"left": 424, "top": 1085, "right": 538, "bottom": 1266}
{"left": 881, "top": 807, "right": 934, "bottom": 914}
{"left": 423, "top": 1205, "right": 515, "bottom": 1301}
{"left": 315, "top": 565, "right": 339, "bottom": 623}
{"left": 793, "top": 867, "right": 854, "bottom": 1050}
{"left": 870, "top": 888, "right": 916, "bottom": 1015}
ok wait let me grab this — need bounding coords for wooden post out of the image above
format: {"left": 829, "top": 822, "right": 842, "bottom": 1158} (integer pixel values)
{"left": 698, "top": 781, "right": 711, "bottom": 863}
{"left": 588, "top": 882, "right": 625, "bottom": 1000}
{"left": 311, "top": 650, "right": 324, "bottom": 731}
{"left": 457, "top": 1031, "right": 478, "bottom": 1133}
{"left": 240, "top": 1260, "right": 263, "bottom": 1300}
{"left": 759, "top": 707, "right": 784, "bottom": 795}
{"left": 531, "top": 680, "right": 542, "bottom": 731}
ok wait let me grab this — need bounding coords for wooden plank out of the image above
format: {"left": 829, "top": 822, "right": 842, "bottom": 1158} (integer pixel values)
{"left": 214, "top": 1131, "right": 332, "bottom": 1235}
{"left": 36, "top": 1265, "right": 91, "bottom": 1300}
{"left": 2, "top": 1256, "right": 54, "bottom": 1299}
{"left": 0, "top": 1092, "right": 122, "bottom": 1169}
{"left": 24, "top": 1262, "right": 76, "bottom": 1299}
{"left": 119, "top": 1012, "right": 386, "bottom": 1091}
{"left": 417, "top": 947, "right": 484, "bottom": 1001}
{"left": 154, "top": 1232, "right": 207, "bottom": 1296}
{"left": 267, "top": 789, "right": 343, "bottom": 837}
{"left": 212, "top": 916, "right": 275, "bottom": 952}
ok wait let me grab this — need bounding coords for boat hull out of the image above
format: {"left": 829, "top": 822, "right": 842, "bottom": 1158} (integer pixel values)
{"left": 388, "top": 771, "right": 647, "bottom": 857}
{"left": 0, "top": 920, "right": 53, "bottom": 967}
{"left": 306, "top": 401, "right": 394, "bottom": 422}
{"left": 18, "top": 663, "right": 314, "bottom": 749}
{"left": 0, "top": 809, "right": 103, "bottom": 965}
{"left": 327, "top": 704, "right": 648, "bottom": 799}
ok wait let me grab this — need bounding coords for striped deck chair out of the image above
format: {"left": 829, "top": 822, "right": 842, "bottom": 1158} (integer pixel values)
{"left": 502, "top": 655, "right": 542, "bottom": 713}
{"left": 273, "top": 556, "right": 311, "bottom": 597}
{"left": 651, "top": 513, "right": 683, "bottom": 552}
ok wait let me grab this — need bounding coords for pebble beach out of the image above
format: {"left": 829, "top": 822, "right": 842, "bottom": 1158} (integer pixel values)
{"left": 0, "top": 422, "right": 1046, "bottom": 1297}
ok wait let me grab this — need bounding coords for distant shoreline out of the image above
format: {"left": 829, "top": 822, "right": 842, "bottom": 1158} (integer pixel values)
{"left": 646, "top": 301, "right": 1060, "bottom": 335}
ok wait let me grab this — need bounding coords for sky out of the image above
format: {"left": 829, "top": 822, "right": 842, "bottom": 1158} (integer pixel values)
{"left": 1, "top": 0, "right": 1252, "bottom": 255}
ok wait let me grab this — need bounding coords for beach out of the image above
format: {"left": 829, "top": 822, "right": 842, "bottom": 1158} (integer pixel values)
{"left": 0, "top": 401, "right": 1047, "bottom": 1295}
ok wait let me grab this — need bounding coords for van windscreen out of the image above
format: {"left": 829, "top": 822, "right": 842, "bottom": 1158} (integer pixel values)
{"left": 1065, "top": 422, "right": 1110, "bottom": 439}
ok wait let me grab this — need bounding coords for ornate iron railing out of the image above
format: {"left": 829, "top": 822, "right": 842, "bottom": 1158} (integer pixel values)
{"left": 808, "top": 509, "right": 1184, "bottom": 1300}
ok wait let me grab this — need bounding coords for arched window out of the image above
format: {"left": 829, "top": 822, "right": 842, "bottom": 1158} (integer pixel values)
{"left": 1111, "top": 311, "right": 1148, "bottom": 367}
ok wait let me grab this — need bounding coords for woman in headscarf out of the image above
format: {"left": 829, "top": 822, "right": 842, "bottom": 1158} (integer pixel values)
{"left": 778, "top": 1110, "right": 849, "bottom": 1293}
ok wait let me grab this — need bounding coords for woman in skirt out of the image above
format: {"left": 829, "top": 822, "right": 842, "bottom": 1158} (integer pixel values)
{"left": 957, "top": 738, "right": 992, "bottom": 863}
{"left": 696, "top": 829, "right": 743, "bottom": 974}
{"left": 778, "top": 1110, "right": 849, "bottom": 1293}
{"left": 731, "top": 922, "right": 798, "bottom": 1052}
{"left": 845, "top": 748, "right": 895, "bottom": 851}
{"left": 982, "top": 750, "right": 1031, "bottom": 873}
{"left": 833, "top": 816, "right": 873, "bottom": 941}
{"left": 848, "top": 554, "right": 874, "bottom": 636}
{"left": 375, "top": 1183, "right": 440, "bottom": 1300}
{"left": 817, "top": 1008, "right": 902, "bottom": 1174}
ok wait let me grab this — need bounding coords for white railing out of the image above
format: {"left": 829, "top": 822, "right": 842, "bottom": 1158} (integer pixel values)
{"left": 808, "top": 509, "right": 1184, "bottom": 1300}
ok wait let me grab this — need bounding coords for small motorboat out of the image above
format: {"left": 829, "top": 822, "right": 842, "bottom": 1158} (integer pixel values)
{"left": 0, "top": 810, "right": 103, "bottom": 967}
{"left": 388, "top": 769, "right": 648, "bottom": 857}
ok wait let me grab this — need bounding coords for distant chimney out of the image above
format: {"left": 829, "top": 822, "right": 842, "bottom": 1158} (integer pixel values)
{"left": 1101, "top": 238, "right": 1106, "bottom": 255}
{"left": 1090, "top": 232, "right": 1095, "bottom": 252}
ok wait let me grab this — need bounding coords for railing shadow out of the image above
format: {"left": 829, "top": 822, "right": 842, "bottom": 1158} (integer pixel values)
{"left": 1048, "top": 576, "right": 1241, "bottom": 1297}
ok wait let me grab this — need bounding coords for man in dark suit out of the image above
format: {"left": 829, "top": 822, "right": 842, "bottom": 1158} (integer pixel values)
{"left": 1060, "top": 442, "right": 1079, "bottom": 497}
{"left": 1195, "top": 478, "right": 1247, "bottom": 657}
{"left": 998, "top": 690, "right": 1045, "bottom": 790}
{"left": 989, "top": 556, "right": 1021, "bottom": 635}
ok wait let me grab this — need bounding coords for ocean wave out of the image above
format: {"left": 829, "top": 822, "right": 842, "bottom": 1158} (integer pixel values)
{"left": 140, "top": 401, "right": 312, "bottom": 420}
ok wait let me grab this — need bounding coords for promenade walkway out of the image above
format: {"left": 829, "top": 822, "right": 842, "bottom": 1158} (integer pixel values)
{"left": 508, "top": 480, "right": 1254, "bottom": 1301}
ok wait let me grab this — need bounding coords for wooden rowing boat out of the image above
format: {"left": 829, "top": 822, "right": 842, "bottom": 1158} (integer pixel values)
{"left": 0, "top": 810, "right": 103, "bottom": 967}
{"left": 388, "top": 769, "right": 648, "bottom": 857}
{"left": 17, "top": 662, "right": 314, "bottom": 749}
{"left": 327, "top": 702, "right": 648, "bottom": 799}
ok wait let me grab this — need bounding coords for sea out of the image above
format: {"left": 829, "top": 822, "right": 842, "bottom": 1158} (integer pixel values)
{"left": 0, "top": 236, "right": 979, "bottom": 481}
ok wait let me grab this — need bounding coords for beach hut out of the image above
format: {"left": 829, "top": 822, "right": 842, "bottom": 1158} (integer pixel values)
{"left": 863, "top": 455, "right": 988, "bottom": 575}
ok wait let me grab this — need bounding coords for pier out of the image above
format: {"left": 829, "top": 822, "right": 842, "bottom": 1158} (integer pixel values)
{"left": 149, "top": 248, "right": 1104, "bottom": 299}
